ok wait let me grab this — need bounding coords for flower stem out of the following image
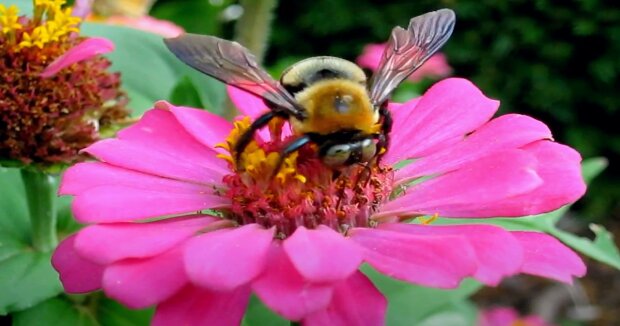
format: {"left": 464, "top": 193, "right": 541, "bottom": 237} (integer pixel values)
{"left": 223, "top": 0, "right": 278, "bottom": 119}
{"left": 234, "top": 0, "right": 278, "bottom": 64}
{"left": 21, "top": 169, "right": 58, "bottom": 252}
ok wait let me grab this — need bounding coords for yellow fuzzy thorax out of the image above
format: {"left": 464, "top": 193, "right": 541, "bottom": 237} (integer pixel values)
{"left": 291, "top": 79, "right": 380, "bottom": 135}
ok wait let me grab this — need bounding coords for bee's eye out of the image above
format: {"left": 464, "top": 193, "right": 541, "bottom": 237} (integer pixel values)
{"left": 361, "top": 139, "right": 377, "bottom": 162}
{"left": 323, "top": 144, "right": 351, "bottom": 167}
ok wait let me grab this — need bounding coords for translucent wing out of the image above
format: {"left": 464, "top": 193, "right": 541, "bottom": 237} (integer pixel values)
{"left": 369, "top": 9, "right": 456, "bottom": 107}
{"left": 164, "top": 34, "right": 306, "bottom": 119}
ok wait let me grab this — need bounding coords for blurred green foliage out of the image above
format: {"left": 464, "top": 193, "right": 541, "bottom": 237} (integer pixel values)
{"left": 153, "top": 0, "right": 620, "bottom": 222}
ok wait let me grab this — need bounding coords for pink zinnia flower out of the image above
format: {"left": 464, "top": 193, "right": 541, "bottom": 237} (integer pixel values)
{"left": 357, "top": 43, "right": 452, "bottom": 81}
{"left": 52, "top": 78, "right": 586, "bottom": 324}
{"left": 479, "top": 307, "right": 552, "bottom": 326}
{"left": 75, "top": 0, "right": 184, "bottom": 37}
{"left": 99, "top": 15, "right": 184, "bottom": 38}
{"left": 0, "top": 1, "right": 128, "bottom": 166}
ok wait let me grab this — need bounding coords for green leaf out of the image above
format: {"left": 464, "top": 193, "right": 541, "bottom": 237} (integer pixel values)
{"left": 98, "top": 298, "right": 154, "bottom": 326}
{"left": 0, "top": 167, "right": 29, "bottom": 243}
{"left": 362, "top": 266, "right": 482, "bottom": 325}
{"left": 0, "top": 168, "right": 76, "bottom": 315}
{"left": 549, "top": 224, "right": 620, "bottom": 270}
{"left": 170, "top": 76, "right": 204, "bottom": 109}
{"left": 0, "top": 252, "right": 62, "bottom": 315}
{"left": 12, "top": 296, "right": 97, "bottom": 326}
{"left": 243, "top": 295, "right": 288, "bottom": 326}
{"left": 78, "top": 23, "right": 226, "bottom": 116}
{"left": 13, "top": 294, "right": 152, "bottom": 326}
{"left": 417, "top": 300, "right": 478, "bottom": 326}
{"left": 392, "top": 82, "right": 422, "bottom": 103}
{"left": 581, "top": 157, "right": 608, "bottom": 184}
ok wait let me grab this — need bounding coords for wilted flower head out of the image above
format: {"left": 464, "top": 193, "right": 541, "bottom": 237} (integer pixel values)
{"left": 0, "top": 0, "right": 128, "bottom": 168}
{"left": 53, "top": 78, "right": 586, "bottom": 324}
{"left": 357, "top": 42, "right": 452, "bottom": 82}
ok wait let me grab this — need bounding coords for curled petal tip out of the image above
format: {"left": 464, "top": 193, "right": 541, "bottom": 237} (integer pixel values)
{"left": 41, "top": 37, "right": 115, "bottom": 78}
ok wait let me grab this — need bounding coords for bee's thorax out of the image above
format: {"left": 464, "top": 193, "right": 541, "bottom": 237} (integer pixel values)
{"left": 291, "top": 79, "right": 379, "bottom": 135}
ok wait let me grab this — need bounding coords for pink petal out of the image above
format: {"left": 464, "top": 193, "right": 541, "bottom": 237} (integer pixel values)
{"left": 478, "top": 307, "right": 520, "bottom": 326}
{"left": 51, "top": 234, "right": 103, "bottom": 293}
{"left": 522, "top": 315, "right": 553, "bottom": 326}
{"left": 252, "top": 242, "right": 333, "bottom": 321}
{"left": 454, "top": 141, "right": 586, "bottom": 217}
{"left": 71, "top": 0, "right": 93, "bottom": 20}
{"left": 84, "top": 139, "right": 225, "bottom": 186}
{"left": 384, "top": 78, "right": 499, "bottom": 165}
{"left": 41, "top": 38, "right": 114, "bottom": 78}
{"left": 283, "top": 226, "right": 362, "bottom": 283}
{"left": 395, "top": 114, "right": 552, "bottom": 184}
{"left": 408, "top": 53, "right": 452, "bottom": 82}
{"left": 357, "top": 43, "right": 452, "bottom": 81}
{"left": 379, "top": 223, "right": 523, "bottom": 285}
{"left": 349, "top": 227, "right": 477, "bottom": 288}
{"left": 377, "top": 150, "right": 542, "bottom": 218}
{"left": 356, "top": 43, "right": 385, "bottom": 71}
{"left": 60, "top": 162, "right": 212, "bottom": 196}
{"left": 160, "top": 101, "right": 233, "bottom": 153}
{"left": 184, "top": 224, "right": 274, "bottom": 291}
{"left": 74, "top": 216, "right": 216, "bottom": 264}
{"left": 227, "top": 85, "right": 270, "bottom": 119}
{"left": 118, "top": 108, "right": 227, "bottom": 172}
{"left": 512, "top": 231, "right": 586, "bottom": 283}
{"left": 72, "top": 185, "right": 229, "bottom": 223}
{"left": 304, "top": 271, "right": 387, "bottom": 326}
{"left": 152, "top": 285, "right": 250, "bottom": 326}
{"left": 105, "top": 15, "right": 184, "bottom": 38}
{"left": 386, "top": 99, "right": 462, "bottom": 165}
{"left": 103, "top": 247, "right": 188, "bottom": 308}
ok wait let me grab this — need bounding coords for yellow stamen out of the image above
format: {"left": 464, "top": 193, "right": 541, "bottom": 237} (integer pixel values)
{"left": 0, "top": 5, "right": 23, "bottom": 34}
{"left": 217, "top": 115, "right": 307, "bottom": 184}
{"left": 19, "top": 0, "right": 80, "bottom": 50}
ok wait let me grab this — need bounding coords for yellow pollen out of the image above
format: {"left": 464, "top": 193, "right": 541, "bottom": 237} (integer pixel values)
{"left": 215, "top": 116, "right": 253, "bottom": 169}
{"left": 34, "top": 0, "right": 67, "bottom": 12}
{"left": 419, "top": 212, "right": 439, "bottom": 225}
{"left": 217, "top": 115, "right": 307, "bottom": 184}
{"left": 0, "top": 5, "right": 22, "bottom": 34}
{"left": 18, "top": 0, "right": 81, "bottom": 50}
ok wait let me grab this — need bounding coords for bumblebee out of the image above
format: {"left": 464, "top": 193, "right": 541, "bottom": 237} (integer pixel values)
{"left": 164, "top": 9, "right": 455, "bottom": 171}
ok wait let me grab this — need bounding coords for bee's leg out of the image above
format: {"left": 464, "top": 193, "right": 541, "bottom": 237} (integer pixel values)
{"left": 377, "top": 106, "right": 393, "bottom": 161}
{"left": 356, "top": 162, "right": 373, "bottom": 187}
{"left": 234, "top": 111, "right": 276, "bottom": 163}
{"left": 271, "top": 135, "right": 312, "bottom": 178}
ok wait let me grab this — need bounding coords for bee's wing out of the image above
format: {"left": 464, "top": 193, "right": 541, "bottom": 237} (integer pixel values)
{"left": 369, "top": 9, "right": 456, "bottom": 107}
{"left": 164, "top": 34, "right": 306, "bottom": 119}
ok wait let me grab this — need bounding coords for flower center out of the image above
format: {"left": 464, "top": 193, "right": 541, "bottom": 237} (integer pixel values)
{"left": 0, "top": 1, "right": 129, "bottom": 167}
{"left": 217, "top": 117, "right": 394, "bottom": 238}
